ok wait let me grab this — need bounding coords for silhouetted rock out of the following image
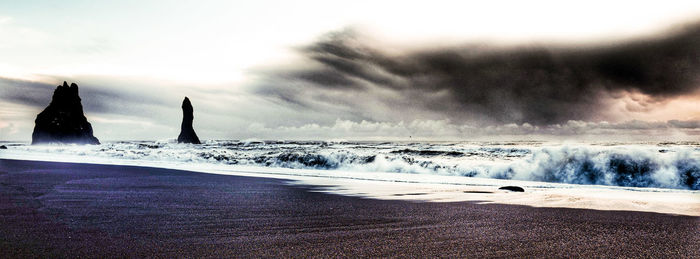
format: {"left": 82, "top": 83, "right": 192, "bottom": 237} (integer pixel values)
{"left": 0, "top": 145, "right": 7, "bottom": 149}
{"left": 31, "top": 82, "right": 100, "bottom": 145}
{"left": 499, "top": 186, "right": 525, "bottom": 192}
{"left": 177, "top": 97, "right": 201, "bottom": 144}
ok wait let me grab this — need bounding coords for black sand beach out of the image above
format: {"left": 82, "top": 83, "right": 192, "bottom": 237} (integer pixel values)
{"left": 1, "top": 159, "right": 698, "bottom": 258}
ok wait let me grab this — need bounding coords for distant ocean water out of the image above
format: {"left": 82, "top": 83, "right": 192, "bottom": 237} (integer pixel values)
{"left": 2, "top": 140, "right": 699, "bottom": 190}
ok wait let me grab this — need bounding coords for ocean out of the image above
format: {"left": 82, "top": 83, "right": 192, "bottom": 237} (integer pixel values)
{"left": 2, "top": 140, "right": 698, "bottom": 190}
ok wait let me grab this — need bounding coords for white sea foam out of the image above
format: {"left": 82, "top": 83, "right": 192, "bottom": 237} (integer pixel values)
{"left": 2, "top": 140, "right": 698, "bottom": 189}
{"left": 1, "top": 141, "right": 698, "bottom": 215}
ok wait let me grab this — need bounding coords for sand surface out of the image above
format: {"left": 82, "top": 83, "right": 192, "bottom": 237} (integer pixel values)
{"left": 1, "top": 159, "right": 698, "bottom": 258}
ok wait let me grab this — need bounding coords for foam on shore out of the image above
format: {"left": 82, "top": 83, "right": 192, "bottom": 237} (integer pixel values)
{"left": 1, "top": 147, "right": 698, "bottom": 216}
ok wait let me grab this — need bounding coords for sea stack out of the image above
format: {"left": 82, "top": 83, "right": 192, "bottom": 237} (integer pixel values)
{"left": 177, "top": 97, "right": 201, "bottom": 144}
{"left": 31, "top": 81, "right": 100, "bottom": 145}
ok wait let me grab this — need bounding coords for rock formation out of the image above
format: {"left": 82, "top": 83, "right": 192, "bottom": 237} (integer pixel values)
{"left": 31, "top": 82, "right": 100, "bottom": 145}
{"left": 177, "top": 97, "right": 201, "bottom": 144}
{"left": 498, "top": 186, "right": 525, "bottom": 192}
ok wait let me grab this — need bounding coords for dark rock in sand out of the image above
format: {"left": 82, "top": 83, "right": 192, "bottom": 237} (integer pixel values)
{"left": 0, "top": 145, "right": 6, "bottom": 149}
{"left": 177, "top": 97, "right": 201, "bottom": 144}
{"left": 31, "top": 81, "right": 100, "bottom": 145}
{"left": 499, "top": 186, "right": 525, "bottom": 192}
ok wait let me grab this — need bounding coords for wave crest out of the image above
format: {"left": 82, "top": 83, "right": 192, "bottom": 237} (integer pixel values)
{"left": 486, "top": 147, "right": 699, "bottom": 189}
{"left": 9, "top": 141, "right": 700, "bottom": 190}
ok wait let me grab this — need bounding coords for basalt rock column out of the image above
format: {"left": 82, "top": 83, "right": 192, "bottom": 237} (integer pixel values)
{"left": 177, "top": 97, "right": 201, "bottom": 144}
{"left": 31, "top": 81, "right": 100, "bottom": 145}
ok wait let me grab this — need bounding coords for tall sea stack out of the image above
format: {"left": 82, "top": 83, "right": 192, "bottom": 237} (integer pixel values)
{"left": 32, "top": 81, "right": 100, "bottom": 145}
{"left": 177, "top": 97, "right": 201, "bottom": 144}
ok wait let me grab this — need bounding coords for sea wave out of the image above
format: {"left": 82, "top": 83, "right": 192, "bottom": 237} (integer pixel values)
{"left": 3, "top": 140, "right": 699, "bottom": 190}
{"left": 484, "top": 147, "right": 699, "bottom": 190}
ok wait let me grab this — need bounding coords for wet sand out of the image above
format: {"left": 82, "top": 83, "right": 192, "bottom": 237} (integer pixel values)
{"left": 1, "top": 159, "right": 698, "bottom": 258}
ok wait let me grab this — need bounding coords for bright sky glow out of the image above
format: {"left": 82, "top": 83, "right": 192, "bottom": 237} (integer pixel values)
{"left": 2, "top": 0, "right": 700, "bottom": 83}
{"left": 1, "top": 0, "right": 699, "bottom": 141}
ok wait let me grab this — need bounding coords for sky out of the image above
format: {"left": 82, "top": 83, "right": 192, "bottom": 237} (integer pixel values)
{"left": 1, "top": 0, "right": 699, "bottom": 141}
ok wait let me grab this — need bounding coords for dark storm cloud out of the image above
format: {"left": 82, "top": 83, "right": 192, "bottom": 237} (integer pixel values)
{"left": 0, "top": 77, "right": 167, "bottom": 114}
{"left": 0, "top": 78, "right": 57, "bottom": 107}
{"left": 257, "top": 23, "right": 700, "bottom": 125}
{"left": 668, "top": 119, "right": 700, "bottom": 129}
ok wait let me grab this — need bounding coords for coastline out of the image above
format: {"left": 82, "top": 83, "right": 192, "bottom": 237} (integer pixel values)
{"left": 1, "top": 158, "right": 699, "bottom": 257}
{"left": 1, "top": 148, "right": 699, "bottom": 216}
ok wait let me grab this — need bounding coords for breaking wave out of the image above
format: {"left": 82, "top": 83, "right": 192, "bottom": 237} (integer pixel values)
{"left": 4, "top": 140, "right": 699, "bottom": 190}
{"left": 485, "top": 147, "right": 700, "bottom": 190}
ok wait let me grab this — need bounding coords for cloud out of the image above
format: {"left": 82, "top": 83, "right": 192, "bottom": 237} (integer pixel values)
{"left": 667, "top": 119, "right": 700, "bottom": 129}
{"left": 0, "top": 78, "right": 56, "bottom": 107}
{"left": 255, "top": 22, "right": 700, "bottom": 125}
{"left": 3, "top": 20, "right": 699, "bottom": 142}
{"left": 234, "top": 119, "right": 700, "bottom": 141}
{"left": 0, "top": 77, "right": 169, "bottom": 115}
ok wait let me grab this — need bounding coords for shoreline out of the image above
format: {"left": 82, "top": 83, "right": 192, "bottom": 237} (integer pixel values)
{"left": 1, "top": 151, "right": 699, "bottom": 216}
{"left": 1, "top": 158, "right": 698, "bottom": 257}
